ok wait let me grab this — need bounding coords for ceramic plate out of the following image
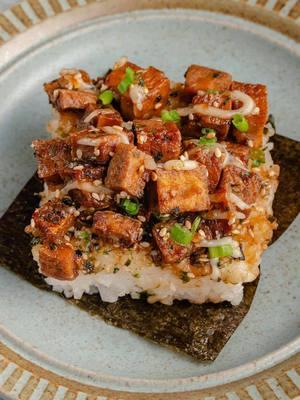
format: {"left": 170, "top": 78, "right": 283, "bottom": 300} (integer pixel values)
{"left": 0, "top": 1, "right": 299, "bottom": 398}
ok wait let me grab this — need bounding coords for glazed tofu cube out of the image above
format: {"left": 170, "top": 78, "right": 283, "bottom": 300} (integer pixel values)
{"left": 188, "top": 146, "right": 224, "bottom": 192}
{"left": 134, "top": 119, "right": 181, "bottom": 162}
{"left": 69, "top": 129, "right": 128, "bottom": 164}
{"left": 231, "top": 81, "right": 268, "bottom": 148}
{"left": 105, "top": 143, "right": 148, "bottom": 197}
{"left": 212, "top": 165, "right": 261, "bottom": 209}
{"left": 223, "top": 142, "right": 250, "bottom": 165}
{"left": 199, "top": 219, "right": 231, "bottom": 240}
{"left": 105, "top": 62, "right": 170, "bottom": 119}
{"left": 32, "top": 139, "right": 71, "bottom": 180}
{"left": 55, "top": 89, "right": 97, "bottom": 111}
{"left": 32, "top": 200, "right": 75, "bottom": 243}
{"left": 96, "top": 108, "right": 123, "bottom": 128}
{"left": 184, "top": 65, "right": 232, "bottom": 96}
{"left": 151, "top": 167, "right": 210, "bottom": 214}
{"left": 61, "top": 164, "right": 106, "bottom": 183}
{"left": 38, "top": 244, "right": 78, "bottom": 280}
{"left": 152, "top": 222, "right": 189, "bottom": 264}
{"left": 192, "top": 92, "right": 232, "bottom": 139}
{"left": 93, "top": 211, "right": 142, "bottom": 245}
{"left": 69, "top": 189, "right": 112, "bottom": 210}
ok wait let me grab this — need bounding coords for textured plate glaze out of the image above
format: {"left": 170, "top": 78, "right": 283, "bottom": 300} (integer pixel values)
{"left": 0, "top": 1, "right": 299, "bottom": 398}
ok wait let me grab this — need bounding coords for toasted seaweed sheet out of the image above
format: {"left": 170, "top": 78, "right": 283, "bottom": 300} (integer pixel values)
{"left": 0, "top": 134, "right": 299, "bottom": 361}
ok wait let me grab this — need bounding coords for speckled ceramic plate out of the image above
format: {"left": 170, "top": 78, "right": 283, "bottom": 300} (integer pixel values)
{"left": 0, "top": 1, "right": 299, "bottom": 399}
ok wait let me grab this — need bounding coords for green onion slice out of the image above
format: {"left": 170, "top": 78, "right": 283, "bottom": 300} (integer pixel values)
{"left": 117, "top": 67, "right": 135, "bottom": 94}
{"left": 191, "top": 216, "right": 201, "bottom": 234}
{"left": 232, "top": 113, "right": 249, "bottom": 132}
{"left": 170, "top": 223, "right": 193, "bottom": 246}
{"left": 250, "top": 148, "right": 265, "bottom": 167}
{"left": 120, "top": 198, "right": 140, "bottom": 216}
{"left": 99, "top": 90, "right": 114, "bottom": 105}
{"left": 161, "top": 110, "right": 181, "bottom": 123}
{"left": 198, "top": 128, "right": 217, "bottom": 146}
{"left": 208, "top": 244, "right": 233, "bottom": 259}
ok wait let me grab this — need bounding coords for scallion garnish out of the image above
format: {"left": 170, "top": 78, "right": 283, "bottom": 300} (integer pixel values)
{"left": 117, "top": 67, "right": 135, "bottom": 94}
{"left": 208, "top": 244, "right": 233, "bottom": 259}
{"left": 161, "top": 109, "right": 181, "bottom": 123}
{"left": 206, "top": 89, "right": 219, "bottom": 94}
{"left": 232, "top": 113, "right": 249, "bottom": 132}
{"left": 170, "top": 223, "right": 193, "bottom": 246}
{"left": 78, "top": 231, "right": 91, "bottom": 242}
{"left": 120, "top": 198, "right": 140, "bottom": 216}
{"left": 191, "top": 216, "right": 201, "bottom": 234}
{"left": 99, "top": 90, "right": 114, "bottom": 105}
{"left": 250, "top": 148, "right": 265, "bottom": 167}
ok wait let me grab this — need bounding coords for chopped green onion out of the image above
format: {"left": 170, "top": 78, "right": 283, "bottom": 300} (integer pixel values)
{"left": 250, "top": 148, "right": 265, "bottom": 167}
{"left": 78, "top": 231, "right": 91, "bottom": 242}
{"left": 117, "top": 67, "right": 135, "bottom": 94}
{"left": 161, "top": 109, "right": 181, "bottom": 123}
{"left": 120, "top": 198, "right": 140, "bottom": 216}
{"left": 232, "top": 113, "right": 249, "bottom": 132}
{"left": 191, "top": 216, "right": 201, "bottom": 234}
{"left": 99, "top": 90, "right": 114, "bottom": 105}
{"left": 170, "top": 223, "right": 193, "bottom": 246}
{"left": 198, "top": 135, "right": 217, "bottom": 146}
{"left": 209, "top": 244, "right": 233, "bottom": 259}
{"left": 201, "top": 128, "right": 216, "bottom": 135}
{"left": 206, "top": 89, "right": 219, "bottom": 94}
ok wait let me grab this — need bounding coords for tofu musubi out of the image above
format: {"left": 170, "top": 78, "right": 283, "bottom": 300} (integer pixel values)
{"left": 26, "top": 59, "right": 279, "bottom": 306}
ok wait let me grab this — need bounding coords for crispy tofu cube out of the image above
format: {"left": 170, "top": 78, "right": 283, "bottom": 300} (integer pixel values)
{"left": 96, "top": 108, "right": 123, "bottom": 128}
{"left": 55, "top": 89, "right": 97, "bottom": 111}
{"left": 69, "top": 189, "right": 112, "bottom": 210}
{"left": 223, "top": 142, "right": 250, "bottom": 164}
{"left": 199, "top": 219, "right": 231, "bottom": 240}
{"left": 184, "top": 65, "right": 232, "bottom": 96}
{"left": 134, "top": 119, "right": 181, "bottom": 162}
{"left": 188, "top": 146, "right": 224, "bottom": 192}
{"left": 93, "top": 211, "right": 142, "bottom": 245}
{"left": 152, "top": 222, "right": 189, "bottom": 264}
{"left": 32, "top": 139, "right": 71, "bottom": 180}
{"left": 105, "top": 143, "right": 148, "bottom": 197}
{"left": 38, "top": 244, "right": 78, "bottom": 280}
{"left": 61, "top": 164, "right": 105, "bottom": 183}
{"left": 105, "top": 62, "right": 170, "bottom": 119}
{"left": 231, "top": 81, "right": 268, "bottom": 148}
{"left": 151, "top": 167, "right": 210, "bottom": 214}
{"left": 69, "top": 129, "right": 128, "bottom": 164}
{"left": 192, "top": 92, "right": 232, "bottom": 139}
{"left": 32, "top": 200, "right": 75, "bottom": 243}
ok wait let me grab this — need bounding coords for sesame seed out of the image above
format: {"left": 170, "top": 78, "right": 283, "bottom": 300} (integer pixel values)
{"left": 188, "top": 113, "right": 194, "bottom": 120}
{"left": 183, "top": 151, "right": 189, "bottom": 159}
{"left": 138, "top": 135, "right": 147, "bottom": 144}
{"left": 64, "top": 235, "right": 70, "bottom": 241}
{"left": 82, "top": 254, "right": 88, "bottom": 260}
{"left": 119, "top": 191, "right": 128, "bottom": 198}
{"left": 139, "top": 165, "right": 145, "bottom": 173}
{"left": 138, "top": 228, "right": 144, "bottom": 236}
{"left": 113, "top": 243, "right": 120, "bottom": 248}
{"left": 138, "top": 215, "right": 146, "bottom": 222}
{"left": 212, "top": 101, "right": 219, "bottom": 107}
{"left": 249, "top": 229, "right": 255, "bottom": 238}
{"left": 74, "top": 210, "right": 80, "bottom": 217}
{"left": 185, "top": 220, "right": 192, "bottom": 229}
{"left": 30, "top": 219, "right": 35, "bottom": 228}
{"left": 163, "top": 235, "right": 169, "bottom": 242}
{"left": 247, "top": 140, "right": 254, "bottom": 148}
{"left": 93, "top": 180, "right": 101, "bottom": 186}
{"left": 55, "top": 189, "right": 60, "bottom": 198}
{"left": 154, "top": 102, "right": 162, "bottom": 109}
{"left": 180, "top": 155, "right": 186, "bottom": 161}
{"left": 73, "top": 165, "right": 84, "bottom": 170}
{"left": 198, "top": 229, "right": 206, "bottom": 238}
{"left": 253, "top": 107, "right": 260, "bottom": 115}
{"left": 144, "top": 87, "right": 149, "bottom": 94}
{"left": 232, "top": 229, "right": 240, "bottom": 234}
{"left": 140, "top": 241, "right": 150, "bottom": 248}
{"left": 269, "top": 170, "right": 276, "bottom": 177}
{"left": 151, "top": 172, "right": 158, "bottom": 181}
{"left": 109, "top": 152, "right": 115, "bottom": 157}
{"left": 76, "top": 149, "right": 82, "bottom": 159}
{"left": 94, "top": 149, "right": 100, "bottom": 156}
{"left": 214, "top": 147, "right": 222, "bottom": 158}
{"left": 228, "top": 217, "right": 236, "bottom": 226}
{"left": 206, "top": 132, "right": 216, "bottom": 139}
{"left": 170, "top": 190, "right": 177, "bottom": 197}
{"left": 159, "top": 227, "right": 167, "bottom": 237}
{"left": 92, "top": 192, "right": 100, "bottom": 201}
{"left": 187, "top": 272, "right": 195, "bottom": 278}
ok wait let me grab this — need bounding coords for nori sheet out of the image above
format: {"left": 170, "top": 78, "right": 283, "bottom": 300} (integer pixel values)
{"left": 0, "top": 134, "right": 299, "bottom": 361}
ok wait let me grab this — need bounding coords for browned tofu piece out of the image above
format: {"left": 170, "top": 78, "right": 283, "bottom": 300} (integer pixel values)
{"left": 69, "top": 129, "right": 130, "bottom": 164}
{"left": 199, "top": 219, "right": 231, "bottom": 240}
{"left": 69, "top": 189, "right": 111, "bottom": 209}
{"left": 188, "top": 146, "right": 224, "bottom": 192}
{"left": 32, "top": 139, "right": 71, "bottom": 180}
{"left": 192, "top": 92, "right": 232, "bottom": 139}
{"left": 231, "top": 81, "right": 268, "bottom": 148}
{"left": 96, "top": 108, "right": 123, "bottom": 128}
{"left": 134, "top": 119, "right": 181, "bottom": 162}
{"left": 152, "top": 222, "right": 189, "bottom": 264}
{"left": 105, "top": 62, "right": 170, "bottom": 119}
{"left": 61, "top": 163, "right": 106, "bottom": 183}
{"left": 39, "top": 244, "right": 78, "bottom": 280}
{"left": 184, "top": 65, "right": 232, "bottom": 96}
{"left": 54, "top": 89, "right": 97, "bottom": 111}
{"left": 105, "top": 143, "right": 148, "bottom": 197}
{"left": 32, "top": 200, "right": 75, "bottom": 243}
{"left": 212, "top": 165, "right": 261, "bottom": 210}
{"left": 224, "top": 142, "right": 250, "bottom": 164}
{"left": 151, "top": 167, "right": 210, "bottom": 214}
{"left": 93, "top": 211, "right": 142, "bottom": 245}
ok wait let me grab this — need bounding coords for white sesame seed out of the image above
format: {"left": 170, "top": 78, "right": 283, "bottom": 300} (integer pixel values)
{"left": 269, "top": 170, "right": 276, "bottom": 177}
{"left": 30, "top": 219, "right": 35, "bottom": 228}
{"left": 159, "top": 227, "right": 167, "bottom": 237}
{"left": 138, "top": 215, "right": 146, "bottom": 222}
{"left": 185, "top": 220, "right": 192, "bottom": 230}
{"left": 247, "top": 140, "right": 254, "bottom": 148}
{"left": 198, "top": 229, "right": 206, "bottom": 238}
{"left": 138, "top": 135, "right": 147, "bottom": 144}
{"left": 73, "top": 165, "right": 84, "bottom": 170}
{"left": 151, "top": 172, "right": 158, "bottom": 181}
{"left": 82, "top": 254, "right": 88, "bottom": 260}
{"left": 212, "top": 101, "right": 219, "bottom": 107}
{"left": 138, "top": 228, "right": 144, "bottom": 236}
{"left": 252, "top": 107, "right": 260, "bottom": 115}
{"left": 214, "top": 147, "right": 222, "bottom": 158}
{"left": 74, "top": 210, "right": 80, "bottom": 217}
{"left": 187, "top": 272, "right": 195, "bottom": 278}
{"left": 140, "top": 241, "right": 150, "bottom": 248}
{"left": 188, "top": 113, "right": 194, "bottom": 120}
{"left": 55, "top": 189, "right": 60, "bottom": 198}
{"left": 232, "top": 229, "right": 240, "bottom": 234}
{"left": 249, "top": 229, "right": 255, "bottom": 238}
{"left": 76, "top": 149, "right": 82, "bottom": 159}
{"left": 139, "top": 165, "right": 145, "bottom": 173}
{"left": 109, "top": 152, "right": 115, "bottom": 157}
{"left": 183, "top": 151, "right": 189, "bottom": 160}
{"left": 119, "top": 191, "right": 128, "bottom": 198}
{"left": 93, "top": 180, "right": 101, "bottom": 186}
{"left": 180, "top": 155, "right": 186, "bottom": 161}
{"left": 94, "top": 148, "right": 100, "bottom": 156}
{"left": 64, "top": 235, "right": 70, "bottom": 241}
{"left": 154, "top": 102, "right": 162, "bottom": 109}
{"left": 170, "top": 190, "right": 177, "bottom": 197}
{"left": 228, "top": 218, "right": 236, "bottom": 226}
{"left": 92, "top": 192, "right": 100, "bottom": 201}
